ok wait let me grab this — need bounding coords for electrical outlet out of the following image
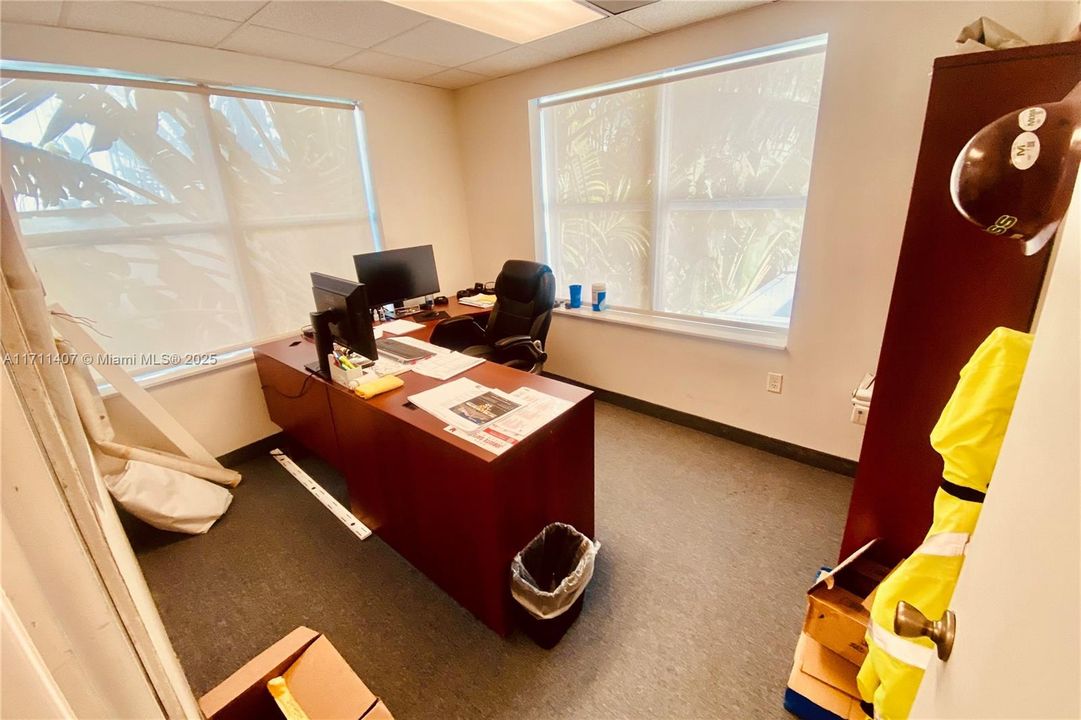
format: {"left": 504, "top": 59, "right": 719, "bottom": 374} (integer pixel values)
{"left": 767, "top": 372, "right": 783, "bottom": 394}
{"left": 851, "top": 405, "right": 869, "bottom": 426}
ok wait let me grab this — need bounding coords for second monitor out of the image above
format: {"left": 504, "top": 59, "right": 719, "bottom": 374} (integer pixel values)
{"left": 354, "top": 245, "right": 439, "bottom": 316}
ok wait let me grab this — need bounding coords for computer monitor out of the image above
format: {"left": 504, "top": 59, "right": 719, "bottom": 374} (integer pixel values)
{"left": 353, "top": 245, "right": 440, "bottom": 311}
{"left": 307, "top": 272, "right": 377, "bottom": 378}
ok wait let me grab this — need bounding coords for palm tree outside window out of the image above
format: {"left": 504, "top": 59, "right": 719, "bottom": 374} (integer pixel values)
{"left": 0, "top": 62, "right": 381, "bottom": 378}
{"left": 531, "top": 36, "right": 828, "bottom": 346}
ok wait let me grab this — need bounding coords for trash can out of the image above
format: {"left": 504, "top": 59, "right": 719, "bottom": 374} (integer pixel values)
{"left": 510, "top": 522, "right": 600, "bottom": 648}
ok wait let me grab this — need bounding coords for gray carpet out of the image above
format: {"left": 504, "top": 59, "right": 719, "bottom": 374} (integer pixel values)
{"left": 127, "top": 401, "right": 852, "bottom": 719}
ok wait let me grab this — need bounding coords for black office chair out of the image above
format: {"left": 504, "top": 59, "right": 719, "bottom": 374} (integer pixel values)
{"left": 430, "top": 260, "right": 556, "bottom": 373}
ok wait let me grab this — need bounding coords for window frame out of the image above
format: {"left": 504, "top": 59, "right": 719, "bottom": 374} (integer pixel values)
{"left": 0, "top": 60, "right": 384, "bottom": 386}
{"left": 529, "top": 34, "right": 828, "bottom": 349}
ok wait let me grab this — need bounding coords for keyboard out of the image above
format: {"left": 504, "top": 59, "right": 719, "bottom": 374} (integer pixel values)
{"left": 411, "top": 310, "right": 449, "bottom": 322}
{"left": 376, "top": 337, "right": 435, "bottom": 362}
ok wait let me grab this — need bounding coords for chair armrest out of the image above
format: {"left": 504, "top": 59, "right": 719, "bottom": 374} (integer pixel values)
{"left": 429, "top": 316, "right": 485, "bottom": 351}
{"left": 493, "top": 334, "right": 535, "bottom": 350}
{"left": 491, "top": 336, "right": 547, "bottom": 373}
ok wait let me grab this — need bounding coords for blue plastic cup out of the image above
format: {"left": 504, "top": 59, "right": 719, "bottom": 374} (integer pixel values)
{"left": 569, "top": 284, "right": 583, "bottom": 309}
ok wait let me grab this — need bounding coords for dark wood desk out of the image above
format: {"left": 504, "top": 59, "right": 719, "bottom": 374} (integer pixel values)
{"left": 390, "top": 296, "right": 490, "bottom": 341}
{"left": 253, "top": 303, "right": 594, "bottom": 635}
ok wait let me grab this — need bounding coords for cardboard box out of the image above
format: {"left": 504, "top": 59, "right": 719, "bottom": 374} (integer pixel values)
{"left": 804, "top": 541, "right": 889, "bottom": 666}
{"left": 785, "top": 633, "right": 867, "bottom": 720}
{"left": 199, "top": 627, "right": 393, "bottom": 720}
{"left": 799, "top": 633, "right": 860, "bottom": 699}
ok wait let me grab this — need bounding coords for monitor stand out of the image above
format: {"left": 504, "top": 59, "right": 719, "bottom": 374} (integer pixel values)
{"left": 307, "top": 309, "right": 334, "bottom": 379}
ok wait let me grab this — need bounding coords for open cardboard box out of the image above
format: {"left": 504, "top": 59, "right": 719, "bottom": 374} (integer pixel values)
{"left": 804, "top": 540, "right": 890, "bottom": 666}
{"left": 786, "top": 633, "right": 867, "bottom": 720}
{"left": 199, "top": 626, "right": 393, "bottom": 720}
{"left": 799, "top": 631, "right": 860, "bottom": 698}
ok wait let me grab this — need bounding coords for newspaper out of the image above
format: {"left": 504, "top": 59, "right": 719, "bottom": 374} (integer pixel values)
{"left": 444, "top": 386, "right": 573, "bottom": 456}
{"left": 407, "top": 378, "right": 522, "bottom": 432}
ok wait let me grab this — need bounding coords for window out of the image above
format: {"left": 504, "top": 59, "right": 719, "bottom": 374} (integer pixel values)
{"left": 531, "top": 36, "right": 827, "bottom": 346}
{"left": 0, "top": 62, "right": 381, "bottom": 376}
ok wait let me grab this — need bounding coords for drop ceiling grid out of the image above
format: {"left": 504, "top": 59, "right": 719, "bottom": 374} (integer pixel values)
{"left": 5, "top": 1, "right": 767, "bottom": 89}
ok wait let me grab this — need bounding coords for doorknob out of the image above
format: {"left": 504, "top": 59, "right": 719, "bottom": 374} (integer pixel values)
{"left": 894, "top": 601, "right": 956, "bottom": 661}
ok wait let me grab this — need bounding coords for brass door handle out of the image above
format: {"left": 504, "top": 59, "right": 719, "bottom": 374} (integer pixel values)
{"left": 894, "top": 601, "right": 956, "bottom": 661}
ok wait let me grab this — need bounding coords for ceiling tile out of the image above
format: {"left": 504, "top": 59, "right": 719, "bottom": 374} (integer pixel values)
{"left": 1, "top": 0, "right": 64, "bottom": 25}
{"left": 63, "top": 1, "right": 239, "bottom": 46}
{"left": 219, "top": 24, "right": 358, "bottom": 65}
{"left": 458, "top": 45, "right": 558, "bottom": 78}
{"left": 248, "top": 1, "right": 428, "bottom": 48}
{"left": 618, "top": 0, "right": 767, "bottom": 34}
{"left": 335, "top": 50, "right": 447, "bottom": 82}
{"left": 419, "top": 68, "right": 488, "bottom": 90}
{"left": 138, "top": 1, "right": 268, "bottom": 22}
{"left": 371, "top": 19, "right": 514, "bottom": 68}
{"left": 525, "top": 16, "right": 646, "bottom": 60}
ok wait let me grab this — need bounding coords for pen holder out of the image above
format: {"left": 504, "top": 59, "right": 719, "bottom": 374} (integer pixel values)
{"left": 329, "top": 361, "right": 374, "bottom": 388}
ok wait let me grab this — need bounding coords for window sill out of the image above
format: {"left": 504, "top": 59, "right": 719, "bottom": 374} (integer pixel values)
{"left": 552, "top": 305, "right": 788, "bottom": 349}
{"left": 97, "top": 348, "right": 255, "bottom": 400}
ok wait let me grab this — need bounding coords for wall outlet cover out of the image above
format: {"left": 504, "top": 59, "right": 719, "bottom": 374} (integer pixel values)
{"left": 767, "top": 372, "right": 783, "bottom": 394}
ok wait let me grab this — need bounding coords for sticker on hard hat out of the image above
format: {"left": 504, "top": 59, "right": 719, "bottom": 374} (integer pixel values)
{"left": 986, "top": 215, "right": 1018, "bottom": 236}
{"left": 1018, "top": 107, "right": 1047, "bottom": 132}
{"left": 1010, "top": 132, "right": 1040, "bottom": 170}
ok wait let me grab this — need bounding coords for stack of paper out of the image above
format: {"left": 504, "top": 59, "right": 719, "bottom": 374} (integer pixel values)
{"left": 459, "top": 293, "right": 496, "bottom": 309}
{"left": 379, "top": 318, "right": 426, "bottom": 335}
{"left": 412, "top": 352, "right": 484, "bottom": 380}
{"left": 409, "top": 379, "right": 573, "bottom": 456}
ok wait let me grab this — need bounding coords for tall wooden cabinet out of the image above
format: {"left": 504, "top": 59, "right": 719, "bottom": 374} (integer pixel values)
{"left": 840, "top": 41, "right": 1081, "bottom": 563}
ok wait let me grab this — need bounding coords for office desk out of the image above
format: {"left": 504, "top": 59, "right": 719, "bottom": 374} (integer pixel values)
{"left": 389, "top": 297, "right": 490, "bottom": 341}
{"left": 253, "top": 312, "right": 594, "bottom": 635}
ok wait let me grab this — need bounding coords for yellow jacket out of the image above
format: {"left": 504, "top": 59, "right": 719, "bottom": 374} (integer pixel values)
{"left": 856, "top": 327, "right": 1033, "bottom": 719}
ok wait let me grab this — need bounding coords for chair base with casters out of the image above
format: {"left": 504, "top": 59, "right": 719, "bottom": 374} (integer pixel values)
{"left": 431, "top": 260, "right": 556, "bottom": 374}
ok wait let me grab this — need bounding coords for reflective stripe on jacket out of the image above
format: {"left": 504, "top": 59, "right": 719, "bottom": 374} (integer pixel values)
{"left": 856, "top": 327, "right": 1033, "bottom": 720}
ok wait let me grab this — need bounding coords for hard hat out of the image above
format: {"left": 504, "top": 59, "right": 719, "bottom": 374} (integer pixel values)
{"left": 950, "top": 81, "right": 1081, "bottom": 255}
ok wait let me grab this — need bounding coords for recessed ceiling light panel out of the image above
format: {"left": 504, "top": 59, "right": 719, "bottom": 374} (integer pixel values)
{"left": 586, "top": 0, "right": 659, "bottom": 14}
{"left": 386, "top": 0, "right": 606, "bottom": 44}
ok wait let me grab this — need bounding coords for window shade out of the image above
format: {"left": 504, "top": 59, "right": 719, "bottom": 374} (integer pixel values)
{"left": 534, "top": 36, "right": 827, "bottom": 340}
{"left": 0, "top": 68, "right": 380, "bottom": 373}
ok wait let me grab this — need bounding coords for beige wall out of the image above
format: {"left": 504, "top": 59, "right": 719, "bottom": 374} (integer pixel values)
{"left": 4, "top": 3, "right": 1077, "bottom": 459}
{"left": 453, "top": 0, "right": 1078, "bottom": 460}
{"left": 1, "top": 23, "right": 474, "bottom": 456}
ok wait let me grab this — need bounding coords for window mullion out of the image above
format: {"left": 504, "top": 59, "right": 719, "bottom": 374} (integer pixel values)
{"left": 648, "top": 83, "right": 673, "bottom": 314}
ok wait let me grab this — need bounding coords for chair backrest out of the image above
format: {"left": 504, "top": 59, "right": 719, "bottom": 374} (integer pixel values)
{"left": 484, "top": 260, "right": 556, "bottom": 346}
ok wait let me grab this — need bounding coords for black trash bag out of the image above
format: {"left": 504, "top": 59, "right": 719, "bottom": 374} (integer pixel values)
{"left": 511, "top": 523, "right": 600, "bottom": 648}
